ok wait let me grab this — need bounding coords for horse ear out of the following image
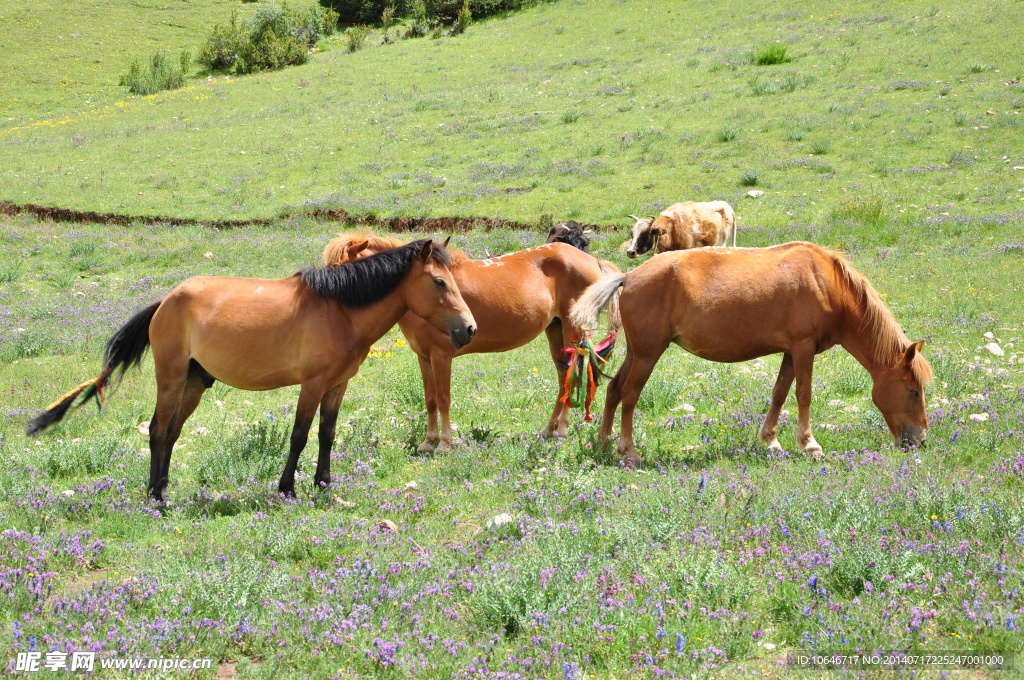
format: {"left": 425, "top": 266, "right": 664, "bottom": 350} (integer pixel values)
{"left": 347, "top": 240, "right": 369, "bottom": 258}
{"left": 419, "top": 240, "right": 433, "bottom": 261}
{"left": 904, "top": 339, "right": 925, "bottom": 365}
{"left": 442, "top": 235, "right": 452, "bottom": 248}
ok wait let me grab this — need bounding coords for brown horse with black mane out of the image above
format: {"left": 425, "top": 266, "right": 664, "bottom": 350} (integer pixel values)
{"left": 27, "top": 240, "right": 475, "bottom": 501}
{"left": 571, "top": 242, "right": 932, "bottom": 461}
{"left": 323, "top": 231, "right": 621, "bottom": 452}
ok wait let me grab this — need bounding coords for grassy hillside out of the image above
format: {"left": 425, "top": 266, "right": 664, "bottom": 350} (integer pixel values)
{"left": 1, "top": 0, "right": 1022, "bottom": 223}
{"left": 1, "top": 0, "right": 240, "bottom": 120}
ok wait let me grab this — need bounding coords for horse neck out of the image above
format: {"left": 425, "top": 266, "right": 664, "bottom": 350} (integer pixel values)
{"left": 341, "top": 290, "right": 411, "bottom": 348}
{"left": 838, "top": 307, "right": 899, "bottom": 382}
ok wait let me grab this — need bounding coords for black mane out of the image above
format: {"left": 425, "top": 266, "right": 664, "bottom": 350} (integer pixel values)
{"left": 300, "top": 239, "right": 452, "bottom": 307}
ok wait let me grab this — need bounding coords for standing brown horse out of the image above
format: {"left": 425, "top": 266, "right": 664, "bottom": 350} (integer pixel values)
{"left": 27, "top": 240, "right": 476, "bottom": 501}
{"left": 323, "top": 232, "right": 621, "bottom": 452}
{"left": 571, "top": 242, "right": 932, "bottom": 461}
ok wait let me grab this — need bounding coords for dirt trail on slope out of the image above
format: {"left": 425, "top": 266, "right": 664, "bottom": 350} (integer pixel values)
{"left": 0, "top": 202, "right": 615, "bottom": 233}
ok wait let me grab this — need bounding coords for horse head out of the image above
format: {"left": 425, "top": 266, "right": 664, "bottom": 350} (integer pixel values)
{"left": 870, "top": 340, "right": 930, "bottom": 447}
{"left": 405, "top": 241, "right": 476, "bottom": 349}
{"left": 626, "top": 215, "right": 660, "bottom": 258}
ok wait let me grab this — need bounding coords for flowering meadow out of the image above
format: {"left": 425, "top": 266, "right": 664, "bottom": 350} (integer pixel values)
{"left": 1, "top": 214, "right": 1023, "bottom": 678}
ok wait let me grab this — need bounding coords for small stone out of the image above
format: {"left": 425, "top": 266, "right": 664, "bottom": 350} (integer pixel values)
{"left": 404, "top": 480, "right": 418, "bottom": 491}
{"left": 137, "top": 421, "right": 150, "bottom": 436}
{"left": 750, "top": 357, "right": 766, "bottom": 369}
{"left": 377, "top": 519, "right": 398, "bottom": 532}
{"left": 984, "top": 342, "right": 1005, "bottom": 357}
{"left": 828, "top": 399, "right": 846, "bottom": 407}
{"left": 625, "top": 484, "right": 640, "bottom": 492}
{"left": 62, "top": 490, "right": 75, "bottom": 497}
{"left": 764, "top": 643, "right": 777, "bottom": 652}
{"left": 984, "top": 331, "right": 995, "bottom": 339}
{"left": 334, "top": 499, "right": 356, "bottom": 509}
{"left": 214, "top": 400, "right": 225, "bottom": 408}
{"left": 203, "top": 251, "right": 214, "bottom": 259}
{"left": 192, "top": 426, "right": 209, "bottom": 436}
{"left": 680, "top": 403, "right": 696, "bottom": 412}
{"left": 746, "top": 189, "right": 764, "bottom": 198}
{"left": 969, "top": 413, "right": 990, "bottom": 422}
{"left": 485, "top": 513, "right": 515, "bottom": 530}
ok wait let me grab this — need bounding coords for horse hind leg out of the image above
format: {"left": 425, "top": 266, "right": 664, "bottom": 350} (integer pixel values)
{"left": 759, "top": 353, "right": 794, "bottom": 451}
{"left": 541, "top": 320, "right": 571, "bottom": 439}
{"left": 616, "top": 347, "right": 665, "bottom": 464}
{"left": 155, "top": 361, "right": 213, "bottom": 496}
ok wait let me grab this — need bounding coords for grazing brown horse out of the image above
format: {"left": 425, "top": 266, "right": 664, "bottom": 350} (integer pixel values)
{"left": 27, "top": 240, "right": 476, "bottom": 501}
{"left": 571, "top": 242, "right": 932, "bottom": 461}
{"left": 323, "top": 232, "right": 622, "bottom": 452}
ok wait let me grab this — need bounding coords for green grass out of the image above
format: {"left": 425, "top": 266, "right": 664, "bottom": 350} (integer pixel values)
{"left": 1, "top": 215, "right": 1023, "bottom": 677}
{"left": 1, "top": 0, "right": 1022, "bottom": 224}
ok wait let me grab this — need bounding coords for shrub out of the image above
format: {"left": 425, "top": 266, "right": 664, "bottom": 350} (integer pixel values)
{"left": 561, "top": 110, "right": 585, "bottom": 124}
{"left": 119, "top": 50, "right": 191, "bottom": 95}
{"left": 752, "top": 43, "right": 790, "bottom": 65}
{"left": 715, "top": 125, "right": 739, "bottom": 142}
{"left": 739, "top": 169, "right": 761, "bottom": 187}
{"left": 346, "top": 24, "right": 372, "bottom": 52}
{"left": 451, "top": 0, "right": 472, "bottom": 35}
{"left": 197, "top": 3, "right": 336, "bottom": 75}
{"left": 809, "top": 139, "right": 831, "bottom": 155}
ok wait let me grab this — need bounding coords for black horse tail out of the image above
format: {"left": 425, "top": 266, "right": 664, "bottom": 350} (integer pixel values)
{"left": 26, "top": 301, "right": 162, "bottom": 435}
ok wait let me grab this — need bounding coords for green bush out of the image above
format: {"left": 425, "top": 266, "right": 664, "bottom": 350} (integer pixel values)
{"left": 752, "top": 43, "right": 790, "bottom": 66}
{"left": 346, "top": 24, "right": 372, "bottom": 52}
{"left": 119, "top": 50, "right": 191, "bottom": 95}
{"left": 198, "top": 3, "right": 337, "bottom": 75}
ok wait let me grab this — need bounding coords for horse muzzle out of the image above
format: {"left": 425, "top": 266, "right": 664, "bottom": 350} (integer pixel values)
{"left": 449, "top": 323, "right": 477, "bottom": 349}
{"left": 899, "top": 425, "right": 927, "bottom": 448}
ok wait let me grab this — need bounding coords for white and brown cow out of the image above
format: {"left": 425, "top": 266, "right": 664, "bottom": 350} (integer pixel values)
{"left": 625, "top": 200, "right": 736, "bottom": 258}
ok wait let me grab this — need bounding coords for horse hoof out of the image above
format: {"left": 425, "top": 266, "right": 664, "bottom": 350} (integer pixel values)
{"left": 766, "top": 439, "right": 783, "bottom": 451}
{"left": 435, "top": 441, "right": 452, "bottom": 454}
{"left": 416, "top": 441, "right": 436, "bottom": 455}
{"left": 803, "top": 445, "right": 824, "bottom": 460}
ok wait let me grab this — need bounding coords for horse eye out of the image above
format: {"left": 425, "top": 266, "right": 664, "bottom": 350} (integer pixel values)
{"left": 433, "top": 278, "right": 446, "bottom": 289}
{"left": 909, "top": 389, "right": 920, "bottom": 399}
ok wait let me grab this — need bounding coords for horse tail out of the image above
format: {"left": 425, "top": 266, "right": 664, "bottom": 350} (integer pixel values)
{"left": 26, "top": 301, "right": 161, "bottom": 435}
{"left": 571, "top": 272, "right": 626, "bottom": 331}
{"left": 597, "top": 259, "right": 623, "bottom": 333}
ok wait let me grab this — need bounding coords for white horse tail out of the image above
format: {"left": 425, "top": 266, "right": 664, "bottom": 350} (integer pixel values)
{"left": 597, "top": 259, "right": 623, "bottom": 333}
{"left": 571, "top": 272, "right": 627, "bottom": 331}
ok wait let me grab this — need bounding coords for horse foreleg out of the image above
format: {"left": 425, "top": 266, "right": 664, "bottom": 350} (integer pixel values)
{"left": 792, "top": 346, "right": 823, "bottom": 457}
{"left": 278, "top": 385, "right": 323, "bottom": 497}
{"left": 314, "top": 383, "right": 346, "bottom": 490}
{"left": 618, "top": 350, "right": 663, "bottom": 464}
{"left": 432, "top": 354, "right": 455, "bottom": 454}
{"left": 759, "top": 353, "right": 794, "bottom": 451}
{"left": 416, "top": 354, "right": 440, "bottom": 454}
{"left": 601, "top": 350, "right": 632, "bottom": 443}
{"left": 541, "top": 322, "right": 570, "bottom": 439}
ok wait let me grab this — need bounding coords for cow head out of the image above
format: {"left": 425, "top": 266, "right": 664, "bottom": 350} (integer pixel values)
{"left": 626, "top": 215, "right": 660, "bottom": 258}
{"left": 546, "top": 221, "right": 591, "bottom": 252}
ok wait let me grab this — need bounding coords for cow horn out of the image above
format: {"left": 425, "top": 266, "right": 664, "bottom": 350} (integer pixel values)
{"left": 627, "top": 214, "right": 641, "bottom": 222}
